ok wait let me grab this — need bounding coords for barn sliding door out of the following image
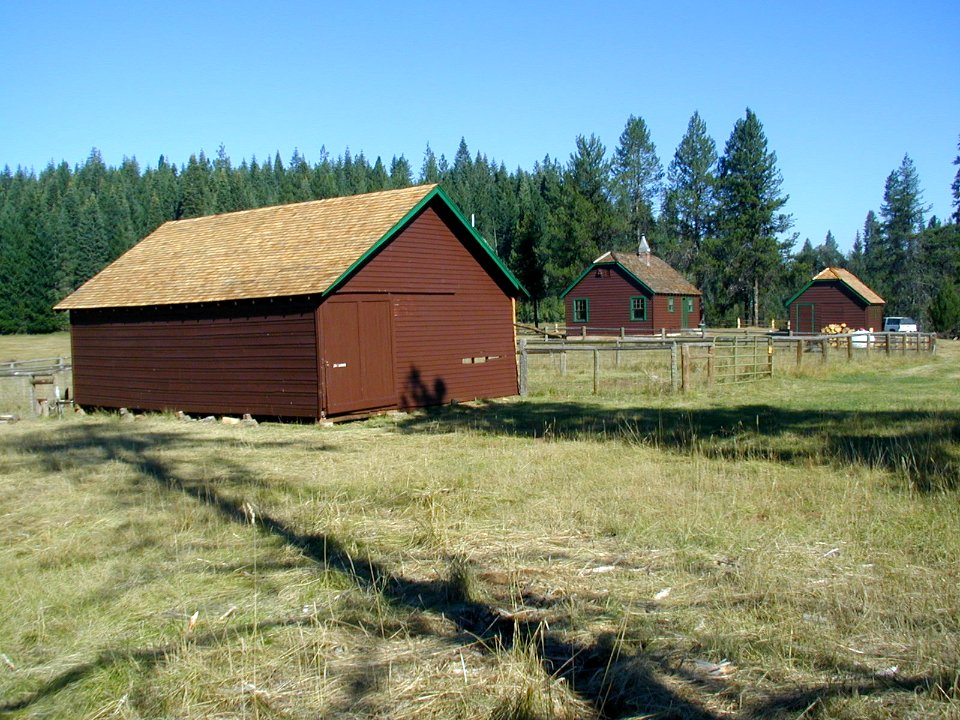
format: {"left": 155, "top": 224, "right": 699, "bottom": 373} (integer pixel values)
{"left": 320, "top": 300, "right": 396, "bottom": 415}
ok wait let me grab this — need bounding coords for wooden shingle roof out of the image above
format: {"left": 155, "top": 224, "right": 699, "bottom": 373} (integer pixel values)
{"left": 811, "top": 267, "right": 885, "bottom": 304}
{"left": 56, "top": 184, "right": 522, "bottom": 310}
{"left": 786, "top": 267, "right": 885, "bottom": 307}
{"left": 562, "top": 250, "right": 701, "bottom": 297}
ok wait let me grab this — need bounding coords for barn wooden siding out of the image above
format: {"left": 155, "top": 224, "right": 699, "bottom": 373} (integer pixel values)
{"left": 335, "top": 201, "right": 518, "bottom": 409}
{"left": 788, "top": 281, "right": 883, "bottom": 333}
{"left": 70, "top": 298, "right": 320, "bottom": 417}
{"left": 564, "top": 266, "right": 700, "bottom": 335}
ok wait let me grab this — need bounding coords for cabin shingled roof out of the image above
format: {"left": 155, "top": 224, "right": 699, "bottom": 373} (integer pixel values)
{"left": 55, "top": 184, "right": 520, "bottom": 310}
{"left": 811, "top": 267, "right": 885, "bottom": 304}
{"left": 604, "top": 251, "right": 701, "bottom": 295}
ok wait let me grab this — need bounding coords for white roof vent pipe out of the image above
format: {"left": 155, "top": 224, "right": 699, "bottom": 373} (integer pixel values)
{"left": 638, "top": 234, "right": 651, "bottom": 266}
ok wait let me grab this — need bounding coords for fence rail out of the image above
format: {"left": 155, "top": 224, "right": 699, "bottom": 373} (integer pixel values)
{"left": 517, "top": 332, "right": 936, "bottom": 396}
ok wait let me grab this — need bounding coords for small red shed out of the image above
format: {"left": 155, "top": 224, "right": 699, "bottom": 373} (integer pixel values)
{"left": 55, "top": 185, "right": 526, "bottom": 418}
{"left": 561, "top": 247, "right": 702, "bottom": 336}
{"left": 785, "top": 267, "right": 885, "bottom": 333}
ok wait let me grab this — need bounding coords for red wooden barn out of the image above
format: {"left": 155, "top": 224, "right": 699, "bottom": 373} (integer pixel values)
{"left": 561, "top": 246, "right": 702, "bottom": 335}
{"left": 54, "top": 184, "right": 526, "bottom": 419}
{"left": 785, "top": 267, "right": 885, "bottom": 333}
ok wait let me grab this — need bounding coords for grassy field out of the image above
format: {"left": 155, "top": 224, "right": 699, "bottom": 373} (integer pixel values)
{"left": 1, "top": 339, "right": 958, "bottom": 719}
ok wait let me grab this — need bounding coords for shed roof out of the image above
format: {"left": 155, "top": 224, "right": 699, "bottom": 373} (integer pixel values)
{"left": 561, "top": 250, "right": 701, "bottom": 298}
{"left": 785, "top": 267, "right": 885, "bottom": 307}
{"left": 56, "top": 184, "right": 524, "bottom": 310}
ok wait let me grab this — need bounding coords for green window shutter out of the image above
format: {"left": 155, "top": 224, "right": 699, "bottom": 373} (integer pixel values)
{"left": 630, "top": 296, "right": 647, "bottom": 321}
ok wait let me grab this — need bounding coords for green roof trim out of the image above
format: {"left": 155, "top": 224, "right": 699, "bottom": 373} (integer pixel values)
{"left": 783, "top": 277, "right": 873, "bottom": 309}
{"left": 322, "top": 185, "right": 528, "bottom": 298}
{"left": 559, "top": 259, "right": 654, "bottom": 298}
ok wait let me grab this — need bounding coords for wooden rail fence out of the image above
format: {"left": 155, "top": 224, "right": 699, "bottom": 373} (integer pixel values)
{"left": 516, "top": 332, "right": 936, "bottom": 396}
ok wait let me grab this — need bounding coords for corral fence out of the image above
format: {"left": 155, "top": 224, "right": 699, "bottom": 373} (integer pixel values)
{"left": 0, "top": 357, "right": 72, "bottom": 417}
{"left": 516, "top": 331, "right": 936, "bottom": 396}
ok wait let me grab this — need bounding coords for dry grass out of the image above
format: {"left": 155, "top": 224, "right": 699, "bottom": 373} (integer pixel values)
{"left": 0, "top": 341, "right": 958, "bottom": 718}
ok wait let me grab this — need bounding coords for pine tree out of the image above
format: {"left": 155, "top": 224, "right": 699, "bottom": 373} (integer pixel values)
{"left": 419, "top": 144, "right": 440, "bottom": 184}
{"left": 714, "top": 109, "right": 792, "bottom": 325}
{"left": 611, "top": 115, "right": 663, "bottom": 248}
{"left": 815, "top": 230, "right": 844, "bottom": 268}
{"left": 369, "top": 156, "right": 389, "bottom": 191}
{"left": 952, "top": 135, "right": 960, "bottom": 223}
{"left": 848, "top": 231, "right": 866, "bottom": 277}
{"left": 547, "top": 134, "right": 619, "bottom": 293}
{"left": 663, "top": 111, "right": 717, "bottom": 280}
{"left": 510, "top": 172, "right": 548, "bottom": 323}
{"left": 929, "top": 280, "right": 960, "bottom": 335}
{"left": 180, "top": 153, "right": 213, "bottom": 218}
{"left": 879, "top": 154, "right": 927, "bottom": 315}
{"left": 389, "top": 155, "right": 412, "bottom": 189}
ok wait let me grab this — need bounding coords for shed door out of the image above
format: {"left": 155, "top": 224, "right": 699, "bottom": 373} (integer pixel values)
{"left": 321, "top": 300, "right": 396, "bottom": 415}
{"left": 794, "top": 303, "right": 815, "bottom": 334}
{"left": 681, "top": 297, "right": 694, "bottom": 329}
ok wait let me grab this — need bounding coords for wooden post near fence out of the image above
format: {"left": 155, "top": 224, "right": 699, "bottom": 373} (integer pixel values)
{"left": 670, "top": 342, "right": 679, "bottom": 392}
{"left": 517, "top": 338, "right": 528, "bottom": 396}
{"left": 593, "top": 348, "right": 601, "bottom": 395}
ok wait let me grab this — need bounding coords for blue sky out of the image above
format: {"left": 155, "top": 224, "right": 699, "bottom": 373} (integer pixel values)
{"left": 2, "top": 0, "right": 957, "bottom": 252}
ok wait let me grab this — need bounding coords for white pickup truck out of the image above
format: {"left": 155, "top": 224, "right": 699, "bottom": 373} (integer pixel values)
{"left": 883, "top": 316, "right": 919, "bottom": 332}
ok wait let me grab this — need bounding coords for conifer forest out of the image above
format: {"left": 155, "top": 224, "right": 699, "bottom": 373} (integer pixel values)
{"left": 1, "top": 109, "right": 958, "bottom": 335}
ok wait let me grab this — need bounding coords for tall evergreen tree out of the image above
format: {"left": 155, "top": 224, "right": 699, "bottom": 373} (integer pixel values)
{"left": 662, "top": 111, "right": 717, "bottom": 280}
{"left": 714, "top": 108, "right": 792, "bottom": 325}
{"left": 510, "top": 171, "right": 548, "bottom": 324}
{"left": 611, "top": 115, "right": 662, "bottom": 249}
{"left": 879, "top": 154, "right": 926, "bottom": 314}
{"left": 952, "top": 134, "right": 960, "bottom": 223}
{"left": 547, "top": 134, "right": 619, "bottom": 293}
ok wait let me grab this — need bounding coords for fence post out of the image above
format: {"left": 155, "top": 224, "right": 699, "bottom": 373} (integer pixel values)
{"left": 706, "top": 344, "right": 714, "bottom": 384}
{"left": 615, "top": 338, "right": 621, "bottom": 368}
{"left": 796, "top": 338, "right": 803, "bottom": 369}
{"left": 518, "top": 338, "right": 528, "bottom": 396}
{"left": 732, "top": 340, "right": 739, "bottom": 380}
{"left": 679, "top": 344, "right": 689, "bottom": 392}
{"left": 846, "top": 334, "right": 853, "bottom": 361}
{"left": 593, "top": 348, "right": 601, "bottom": 395}
{"left": 821, "top": 338, "right": 829, "bottom": 364}
{"left": 767, "top": 337, "right": 774, "bottom": 377}
{"left": 581, "top": 326, "right": 587, "bottom": 340}
{"left": 670, "top": 342, "right": 679, "bottom": 392}
{"left": 559, "top": 348, "right": 567, "bottom": 376}
{"left": 884, "top": 333, "right": 891, "bottom": 356}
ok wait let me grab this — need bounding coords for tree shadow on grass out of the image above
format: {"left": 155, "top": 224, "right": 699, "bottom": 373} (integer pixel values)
{"left": 2, "top": 422, "right": 956, "bottom": 718}
{"left": 395, "top": 399, "right": 960, "bottom": 492}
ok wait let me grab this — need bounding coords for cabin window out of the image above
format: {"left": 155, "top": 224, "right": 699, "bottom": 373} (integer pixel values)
{"left": 572, "top": 298, "right": 589, "bottom": 323}
{"left": 667, "top": 297, "right": 675, "bottom": 313}
{"left": 630, "top": 296, "right": 647, "bottom": 321}
{"left": 684, "top": 297, "right": 694, "bottom": 314}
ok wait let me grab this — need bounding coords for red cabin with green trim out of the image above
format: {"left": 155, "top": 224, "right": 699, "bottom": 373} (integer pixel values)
{"left": 561, "top": 248, "right": 702, "bottom": 336}
{"left": 785, "top": 267, "right": 885, "bottom": 333}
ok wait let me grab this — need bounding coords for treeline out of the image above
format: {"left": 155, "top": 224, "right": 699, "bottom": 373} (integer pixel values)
{"left": 1, "top": 110, "right": 959, "bottom": 334}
